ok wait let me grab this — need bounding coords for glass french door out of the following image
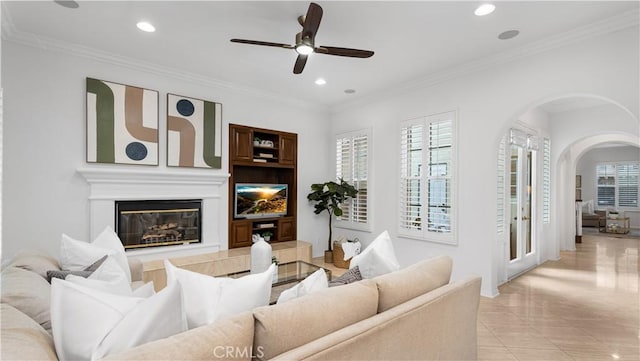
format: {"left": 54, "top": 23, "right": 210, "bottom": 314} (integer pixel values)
{"left": 507, "top": 144, "right": 537, "bottom": 278}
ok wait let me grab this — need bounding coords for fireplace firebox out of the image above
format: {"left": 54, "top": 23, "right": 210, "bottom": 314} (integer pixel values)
{"left": 115, "top": 200, "right": 202, "bottom": 250}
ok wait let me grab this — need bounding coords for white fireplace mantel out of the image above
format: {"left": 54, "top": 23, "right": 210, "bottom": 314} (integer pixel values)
{"left": 77, "top": 167, "right": 230, "bottom": 259}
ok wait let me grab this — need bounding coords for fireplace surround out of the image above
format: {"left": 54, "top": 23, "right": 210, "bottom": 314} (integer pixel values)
{"left": 78, "top": 167, "right": 229, "bottom": 259}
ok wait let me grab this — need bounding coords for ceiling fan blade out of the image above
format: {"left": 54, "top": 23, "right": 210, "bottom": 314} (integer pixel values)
{"left": 230, "top": 39, "right": 294, "bottom": 49}
{"left": 316, "top": 46, "right": 374, "bottom": 58}
{"left": 302, "top": 2, "right": 323, "bottom": 39}
{"left": 293, "top": 55, "right": 308, "bottom": 74}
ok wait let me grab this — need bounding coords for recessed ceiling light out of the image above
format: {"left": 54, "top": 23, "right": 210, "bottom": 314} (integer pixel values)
{"left": 315, "top": 78, "right": 327, "bottom": 85}
{"left": 54, "top": 0, "right": 79, "bottom": 9}
{"left": 474, "top": 4, "right": 495, "bottom": 16}
{"left": 498, "top": 30, "right": 519, "bottom": 40}
{"left": 344, "top": 89, "right": 356, "bottom": 94}
{"left": 136, "top": 21, "right": 156, "bottom": 33}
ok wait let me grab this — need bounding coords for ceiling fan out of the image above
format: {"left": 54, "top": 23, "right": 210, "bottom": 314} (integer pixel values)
{"left": 230, "top": 2, "right": 374, "bottom": 74}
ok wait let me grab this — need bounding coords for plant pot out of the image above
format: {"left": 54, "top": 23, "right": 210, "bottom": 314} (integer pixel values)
{"left": 324, "top": 250, "right": 333, "bottom": 263}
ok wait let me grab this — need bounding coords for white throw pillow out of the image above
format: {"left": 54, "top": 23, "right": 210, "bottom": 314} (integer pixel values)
{"left": 59, "top": 227, "right": 131, "bottom": 283}
{"left": 92, "top": 227, "right": 132, "bottom": 283}
{"left": 277, "top": 268, "right": 328, "bottom": 304}
{"left": 349, "top": 230, "right": 401, "bottom": 279}
{"left": 164, "top": 260, "right": 274, "bottom": 329}
{"left": 50, "top": 278, "right": 186, "bottom": 361}
{"left": 65, "top": 257, "right": 132, "bottom": 296}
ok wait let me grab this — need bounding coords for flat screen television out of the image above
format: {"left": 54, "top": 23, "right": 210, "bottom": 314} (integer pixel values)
{"left": 234, "top": 183, "right": 288, "bottom": 219}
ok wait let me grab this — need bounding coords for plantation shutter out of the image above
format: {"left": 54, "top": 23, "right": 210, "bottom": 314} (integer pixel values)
{"left": 399, "top": 111, "right": 456, "bottom": 244}
{"left": 400, "top": 123, "right": 423, "bottom": 231}
{"left": 617, "top": 163, "right": 639, "bottom": 207}
{"left": 335, "top": 130, "right": 370, "bottom": 228}
{"left": 497, "top": 136, "right": 506, "bottom": 234}
{"left": 427, "top": 120, "right": 452, "bottom": 233}
{"left": 542, "top": 138, "right": 551, "bottom": 224}
{"left": 596, "top": 164, "right": 616, "bottom": 207}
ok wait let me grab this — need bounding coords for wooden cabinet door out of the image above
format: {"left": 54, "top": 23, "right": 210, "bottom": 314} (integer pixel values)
{"left": 278, "top": 217, "right": 296, "bottom": 241}
{"left": 231, "top": 126, "right": 253, "bottom": 161}
{"left": 231, "top": 220, "right": 253, "bottom": 248}
{"left": 279, "top": 134, "right": 297, "bottom": 165}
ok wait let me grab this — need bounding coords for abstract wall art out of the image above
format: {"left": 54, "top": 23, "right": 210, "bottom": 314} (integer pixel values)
{"left": 167, "top": 94, "right": 222, "bottom": 169}
{"left": 86, "top": 78, "right": 159, "bottom": 165}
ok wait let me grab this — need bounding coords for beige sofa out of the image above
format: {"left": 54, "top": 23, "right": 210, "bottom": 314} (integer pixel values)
{"left": 1, "top": 252, "right": 481, "bottom": 361}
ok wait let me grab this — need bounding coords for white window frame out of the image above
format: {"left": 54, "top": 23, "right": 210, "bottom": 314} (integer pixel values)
{"left": 398, "top": 111, "right": 457, "bottom": 245}
{"left": 596, "top": 162, "right": 639, "bottom": 209}
{"left": 335, "top": 128, "right": 372, "bottom": 232}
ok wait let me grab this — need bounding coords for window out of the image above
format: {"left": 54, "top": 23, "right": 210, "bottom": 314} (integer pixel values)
{"left": 399, "top": 111, "right": 456, "bottom": 244}
{"left": 597, "top": 162, "right": 639, "bottom": 208}
{"left": 335, "top": 129, "right": 370, "bottom": 230}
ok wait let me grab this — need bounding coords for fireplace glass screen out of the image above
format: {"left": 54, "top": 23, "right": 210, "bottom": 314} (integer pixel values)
{"left": 115, "top": 200, "right": 202, "bottom": 250}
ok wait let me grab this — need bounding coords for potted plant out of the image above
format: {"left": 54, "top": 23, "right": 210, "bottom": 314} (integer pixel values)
{"left": 307, "top": 178, "right": 358, "bottom": 263}
{"left": 262, "top": 231, "right": 273, "bottom": 242}
{"left": 253, "top": 136, "right": 261, "bottom": 146}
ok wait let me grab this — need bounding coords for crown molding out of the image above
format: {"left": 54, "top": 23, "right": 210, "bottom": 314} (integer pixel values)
{"left": 1, "top": 3, "right": 325, "bottom": 113}
{"left": 330, "top": 8, "right": 640, "bottom": 114}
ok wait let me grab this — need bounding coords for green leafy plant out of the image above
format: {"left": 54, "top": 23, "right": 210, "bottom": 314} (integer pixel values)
{"left": 262, "top": 231, "right": 273, "bottom": 238}
{"left": 307, "top": 178, "right": 358, "bottom": 251}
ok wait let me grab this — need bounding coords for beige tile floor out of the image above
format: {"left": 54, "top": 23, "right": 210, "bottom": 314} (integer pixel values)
{"left": 478, "top": 234, "right": 639, "bottom": 361}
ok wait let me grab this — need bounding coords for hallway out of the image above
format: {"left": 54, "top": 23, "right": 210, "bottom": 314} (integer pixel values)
{"left": 478, "top": 235, "right": 639, "bottom": 361}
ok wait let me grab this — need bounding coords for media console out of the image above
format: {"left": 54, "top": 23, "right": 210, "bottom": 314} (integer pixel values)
{"left": 228, "top": 124, "right": 298, "bottom": 249}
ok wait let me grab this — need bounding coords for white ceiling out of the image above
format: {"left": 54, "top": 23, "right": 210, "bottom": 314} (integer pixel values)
{"left": 2, "top": 1, "right": 639, "bottom": 108}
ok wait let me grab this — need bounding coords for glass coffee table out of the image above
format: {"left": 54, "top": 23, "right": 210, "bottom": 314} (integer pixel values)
{"left": 229, "top": 260, "right": 331, "bottom": 304}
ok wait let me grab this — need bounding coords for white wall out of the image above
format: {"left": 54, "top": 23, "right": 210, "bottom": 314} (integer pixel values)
{"left": 329, "top": 27, "right": 639, "bottom": 297}
{"left": 1, "top": 41, "right": 332, "bottom": 261}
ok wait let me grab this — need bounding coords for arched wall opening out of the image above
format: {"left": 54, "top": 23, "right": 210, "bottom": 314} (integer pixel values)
{"left": 495, "top": 93, "right": 639, "bottom": 286}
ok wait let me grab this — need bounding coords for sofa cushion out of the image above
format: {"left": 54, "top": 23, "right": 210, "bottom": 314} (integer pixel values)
{"left": 60, "top": 227, "right": 131, "bottom": 283}
{"left": 329, "top": 266, "right": 363, "bottom": 287}
{"left": 51, "top": 278, "right": 186, "bottom": 361}
{"left": 1, "top": 303, "right": 58, "bottom": 361}
{"left": 374, "top": 255, "right": 452, "bottom": 312}
{"left": 165, "top": 260, "right": 274, "bottom": 329}
{"left": 1, "top": 266, "right": 52, "bottom": 332}
{"left": 349, "top": 230, "right": 400, "bottom": 279}
{"left": 277, "top": 268, "right": 328, "bottom": 304}
{"left": 101, "top": 311, "right": 255, "bottom": 361}
{"left": 46, "top": 254, "right": 108, "bottom": 281}
{"left": 6, "top": 250, "right": 60, "bottom": 279}
{"left": 253, "top": 279, "right": 379, "bottom": 360}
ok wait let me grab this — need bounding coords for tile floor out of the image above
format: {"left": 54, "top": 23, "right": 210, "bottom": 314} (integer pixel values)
{"left": 478, "top": 235, "right": 639, "bottom": 361}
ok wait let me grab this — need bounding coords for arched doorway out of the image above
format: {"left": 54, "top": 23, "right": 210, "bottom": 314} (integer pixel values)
{"left": 497, "top": 95, "right": 639, "bottom": 284}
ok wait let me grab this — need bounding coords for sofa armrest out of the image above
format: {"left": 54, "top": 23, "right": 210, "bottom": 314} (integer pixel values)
{"left": 128, "top": 258, "right": 143, "bottom": 282}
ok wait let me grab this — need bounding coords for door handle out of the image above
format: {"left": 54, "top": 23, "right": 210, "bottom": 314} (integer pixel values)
{"left": 522, "top": 216, "right": 530, "bottom": 221}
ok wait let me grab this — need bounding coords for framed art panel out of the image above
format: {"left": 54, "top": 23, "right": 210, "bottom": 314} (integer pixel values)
{"left": 167, "top": 94, "right": 222, "bottom": 169}
{"left": 86, "top": 78, "right": 159, "bottom": 165}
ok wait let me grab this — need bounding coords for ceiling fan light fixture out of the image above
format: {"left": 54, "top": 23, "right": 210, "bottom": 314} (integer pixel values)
{"left": 136, "top": 21, "right": 156, "bottom": 33}
{"left": 475, "top": 3, "right": 495, "bottom": 16}
{"left": 295, "top": 44, "right": 314, "bottom": 55}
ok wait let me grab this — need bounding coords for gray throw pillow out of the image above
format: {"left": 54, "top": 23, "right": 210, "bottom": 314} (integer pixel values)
{"left": 329, "top": 266, "right": 363, "bottom": 287}
{"left": 47, "top": 255, "right": 108, "bottom": 282}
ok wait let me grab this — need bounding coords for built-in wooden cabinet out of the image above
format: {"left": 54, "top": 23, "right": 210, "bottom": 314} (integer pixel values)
{"left": 228, "top": 124, "right": 298, "bottom": 249}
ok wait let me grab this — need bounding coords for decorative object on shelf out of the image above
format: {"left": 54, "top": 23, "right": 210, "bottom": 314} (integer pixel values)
{"left": 254, "top": 137, "right": 261, "bottom": 146}
{"left": 262, "top": 231, "right": 273, "bottom": 242}
{"left": 307, "top": 178, "right": 358, "bottom": 263}
{"left": 86, "top": 78, "right": 159, "bottom": 165}
{"left": 251, "top": 234, "right": 272, "bottom": 274}
{"left": 608, "top": 209, "right": 619, "bottom": 219}
{"left": 167, "top": 93, "right": 222, "bottom": 169}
